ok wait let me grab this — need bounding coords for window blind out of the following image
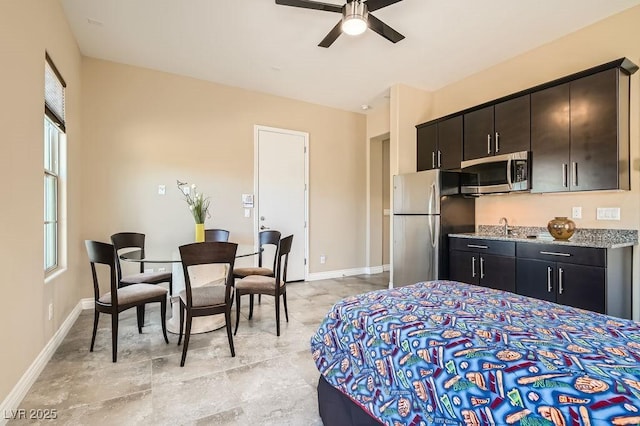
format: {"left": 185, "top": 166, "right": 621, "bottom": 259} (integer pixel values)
{"left": 45, "top": 53, "right": 66, "bottom": 132}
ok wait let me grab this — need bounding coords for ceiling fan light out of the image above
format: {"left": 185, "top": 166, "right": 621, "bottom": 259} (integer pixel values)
{"left": 342, "top": 16, "right": 367, "bottom": 35}
{"left": 342, "top": 1, "right": 368, "bottom": 36}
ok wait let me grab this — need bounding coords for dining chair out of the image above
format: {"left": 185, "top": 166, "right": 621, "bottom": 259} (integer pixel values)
{"left": 233, "top": 229, "right": 281, "bottom": 306}
{"left": 85, "top": 240, "right": 169, "bottom": 362}
{"left": 111, "top": 232, "right": 173, "bottom": 294}
{"left": 234, "top": 234, "right": 293, "bottom": 336}
{"left": 205, "top": 228, "right": 230, "bottom": 242}
{"left": 178, "top": 241, "right": 238, "bottom": 367}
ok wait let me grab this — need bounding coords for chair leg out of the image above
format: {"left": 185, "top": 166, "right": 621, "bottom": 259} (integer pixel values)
{"left": 136, "top": 305, "right": 144, "bottom": 333}
{"left": 234, "top": 291, "right": 241, "bottom": 336}
{"left": 168, "top": 278, "right": 173, "bottom": 296}
{"left": 276, "top": 295, "right": 281, "bottom": 337}
{"left": 258, "top": 294, "right": 262, "bottom": 304}
{"left": 180, "top": 313, "right": 192, "bottom": 367}
{"left": 160, "top": 298, "right": 169, "bottom": 344}
{"left": 178, "top": 300, "right": 185, "bottom": 345}
{"left": 249, "top": 294, "right": 254, "bottom": 320}
{"left": 225, "top": 308, "right": 235, "bottom": 357}
{"left": 90, "top": 309, "right": 99, "bottom": 352}
{"left": 111, "top": 313, "right": 119, "bottom": 363}
{"left": 283, "top": 291, "right": 289, "bottom": 322}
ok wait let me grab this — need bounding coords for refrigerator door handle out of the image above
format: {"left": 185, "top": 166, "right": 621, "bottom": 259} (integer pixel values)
{"left": 428, "top": 215, "right": 438, "bottom": 248}
{"left": 428, "top": 183, "right": 436, "bottom": 215}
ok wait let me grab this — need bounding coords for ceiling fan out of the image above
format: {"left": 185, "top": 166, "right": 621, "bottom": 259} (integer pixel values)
{"left": 275, "top": 0, "right": 405, "bottom": 48}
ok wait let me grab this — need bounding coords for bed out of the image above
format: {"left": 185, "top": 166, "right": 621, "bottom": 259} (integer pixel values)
{"left": 311, "top": 280, "right": 640, "bottom": 426}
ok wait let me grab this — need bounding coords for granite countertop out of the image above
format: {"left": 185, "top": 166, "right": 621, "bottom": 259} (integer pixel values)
{"left": 449, "top": 225, "right": 638, "bottom": 249}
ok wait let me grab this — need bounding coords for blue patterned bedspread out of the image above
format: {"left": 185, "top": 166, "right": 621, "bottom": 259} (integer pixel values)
{"left": 311, "top": 281, "right": 640, "bottom": 426}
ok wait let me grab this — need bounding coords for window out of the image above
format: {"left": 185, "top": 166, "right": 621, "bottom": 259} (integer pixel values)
{"left": 44, "top": 54, "right": 65, "bottom": 273}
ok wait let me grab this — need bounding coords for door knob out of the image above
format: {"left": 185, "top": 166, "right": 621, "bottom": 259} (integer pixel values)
{"left": 260, "top": 225, "right": 270, "bottom": 230}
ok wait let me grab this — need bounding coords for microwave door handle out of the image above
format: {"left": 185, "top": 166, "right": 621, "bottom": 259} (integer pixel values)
{"left": 506, "top": 157, "right": 513, "bottom": 189}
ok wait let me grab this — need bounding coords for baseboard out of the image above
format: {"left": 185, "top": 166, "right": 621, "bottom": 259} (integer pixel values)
{"left": 306, "top": 267, "right": 370, "bottom": 281}
{"left": 306, "top": 265, "right": 389, "bottom": 281}
{"left": 80, "top": 298, "right": 94, "bottom": 310}
{"left": 0, "top": 300, "right": 83, "bottom": 425}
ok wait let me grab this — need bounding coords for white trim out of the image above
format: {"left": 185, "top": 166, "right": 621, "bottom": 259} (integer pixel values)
{"left": 80, "top": 298, "right": 94, "bottom": 310}
{"left": 254, "top": 125, "right": 310, "bottom": 281}
{"left": 306, "top": 267, "right": 371, "bottom": 281}
{"left": 0, "top": 300, "right": 83, "bottom": 425}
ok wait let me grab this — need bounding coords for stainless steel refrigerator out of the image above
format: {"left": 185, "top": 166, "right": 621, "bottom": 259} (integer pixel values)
{"left": 392, "top": 170, "right": 475, "bottom": 287}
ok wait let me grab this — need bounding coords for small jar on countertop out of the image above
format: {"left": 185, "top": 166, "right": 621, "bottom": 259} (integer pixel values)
{"left": 547, "top": 217, "right": 576, "bottom": 240}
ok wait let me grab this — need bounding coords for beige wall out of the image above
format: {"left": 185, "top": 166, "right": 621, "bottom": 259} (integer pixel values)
{"left": 81, "top": 58, "right": 367, "bottom": 277}
{"left": 0, "top": 0, "right": 83, "bottom": 405}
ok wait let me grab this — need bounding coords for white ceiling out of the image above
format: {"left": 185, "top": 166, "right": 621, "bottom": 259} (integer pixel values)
{"left": 60, "top": 0, "right": 640, "bottom": 113}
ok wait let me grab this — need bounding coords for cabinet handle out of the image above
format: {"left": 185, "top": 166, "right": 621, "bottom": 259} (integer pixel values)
{"left": 572, "top": 162, "right": 578, "bottom": 187}
{"left": 467, "top": 244, "right": 488, "bottom": 249}
{"left": 472, "top": 257, "right": 476, "bottom": 278}
{"left": 487, "top": 134, "right": 491, "bottom": 154}
{"left": 437, "top": 150, "right": 442, "bottom": 168}
{"left": 558, "top": 268, "right": 564, "bottom": 294}
{"left": 495, "top": 132, "right": 500, "bottom": 153}
{"left": 562, "top": 164, "right": 568, "bottom": 188}
{"left": 480, "top": 257, "right": 485, "bottom": 279}
{"left": 432, "top": 152, "right": 436, "bottom": 169}
{"left": 547, "top": 266, "right": 553, "bottom": 293}
{"left": 539, "top": 251, "right": 571, "bottom": 257}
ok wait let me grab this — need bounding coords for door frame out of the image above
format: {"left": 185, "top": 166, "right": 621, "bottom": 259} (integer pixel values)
{"left": 254, "top": 125, "right": 309, "bottom": 281}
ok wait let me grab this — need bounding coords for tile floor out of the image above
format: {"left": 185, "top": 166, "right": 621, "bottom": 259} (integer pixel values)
{"left": 11, "top": 273, "right": 389, "bottom": 425}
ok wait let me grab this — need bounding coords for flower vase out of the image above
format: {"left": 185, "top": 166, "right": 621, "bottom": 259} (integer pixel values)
{"left": 195, "top": 223, "right": 205, "bottom": 242}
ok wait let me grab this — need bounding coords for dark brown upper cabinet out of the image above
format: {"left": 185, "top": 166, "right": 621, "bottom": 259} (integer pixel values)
{"left": 463, "top": 95, "right": 530, "bottom": 161}
{"left": 532, "top": 68, "right": 631, "bottom": 193}
{"left": 416, "top": 115, "right": 462, "bottom": 171}
{"left": 417, "top": 58, "right": 637, "bottom": 191}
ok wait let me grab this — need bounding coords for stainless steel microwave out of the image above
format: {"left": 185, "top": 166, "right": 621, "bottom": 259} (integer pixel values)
{"left": 460, "top": 151, "right": 529, "bottom": 194}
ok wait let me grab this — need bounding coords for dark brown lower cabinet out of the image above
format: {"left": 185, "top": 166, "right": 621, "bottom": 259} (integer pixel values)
{"left": 449, "top": 239, "right": 515, "bottom": 293}
{"left": 515, "top": 242, "right": 630, "bottom": 319}
{"left": 516, "top": 259, "right": 605, "bottom": 313}
{"left": 449, "top": 237, "right": 632, "bottom": 319}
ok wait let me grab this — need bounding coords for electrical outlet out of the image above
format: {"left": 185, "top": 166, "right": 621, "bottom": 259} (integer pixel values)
{"left": 158, "top": 267, "right": 166, "bottom": 272}
{"left": 158, "top": 184, "right": 166, "bottom": 195}
{"left": 572, "top": 207, "right": 582, "bottom": 219}
{"left": 320, "top": 255, "right": 326, "bottom": 264}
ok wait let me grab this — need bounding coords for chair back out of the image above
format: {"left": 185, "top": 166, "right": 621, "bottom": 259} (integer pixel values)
{"left": 85, "top": 240, "right": 119, "bottom": 305}
{"left": 258, "top": 230, "right": 281, "bottom": 272}
{"left": 275, "top": 235, "right": 294, "bottom": 286}
{"left": 111, "top": 232, "right": 146, "bottom": 279}
{"left": 179, "top": 242, "right": 238, "bottom": 307}
{"left": 205, "top": 229, "right": 230, "bottom": 242}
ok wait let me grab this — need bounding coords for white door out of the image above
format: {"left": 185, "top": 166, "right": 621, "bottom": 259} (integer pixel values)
{"left": 255, "top": 126, "right": 308, "bottom": 281}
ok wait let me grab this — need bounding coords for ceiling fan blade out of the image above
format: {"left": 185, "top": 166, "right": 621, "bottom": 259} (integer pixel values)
{"left": 367, "top": 14, "right": 405, "bottom": 43}
{"left": 318, "top": 20, "right": 343, "bottom": 48}
{"left": 365, "top": 0, "right": 403, "bottom": 12}
{"left": 275, "top": 0, "right": 342, "bottom": 13}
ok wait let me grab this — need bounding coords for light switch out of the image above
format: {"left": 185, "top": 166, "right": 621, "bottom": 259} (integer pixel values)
{"left": 158, "top": 185, "right": 166, "bottom": 195}
{"left": 597, "top": 207, "right": 620, "bottom": 220}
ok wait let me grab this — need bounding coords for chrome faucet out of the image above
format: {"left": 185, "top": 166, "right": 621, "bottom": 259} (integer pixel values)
{"left": 499, "top": 217, "right": 512, "bottom": 236}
